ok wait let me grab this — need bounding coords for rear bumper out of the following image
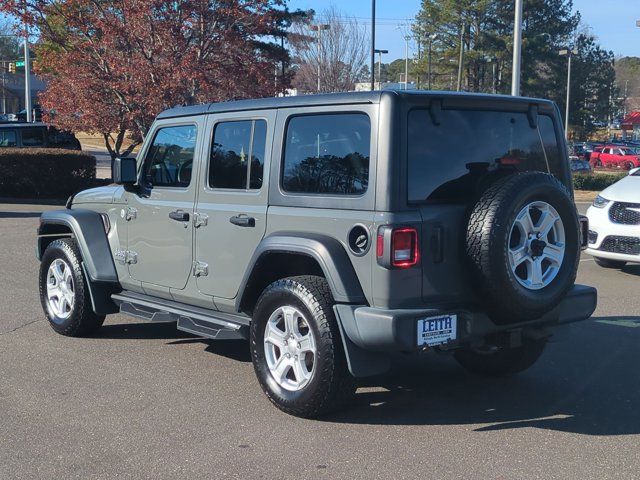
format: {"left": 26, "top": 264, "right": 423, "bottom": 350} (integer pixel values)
{"left": 334, "top": 284, "right": 597, "bottom": 376}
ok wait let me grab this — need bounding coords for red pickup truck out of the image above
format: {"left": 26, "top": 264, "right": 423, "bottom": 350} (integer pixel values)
{"left": 590, "top": 145, "right": 640, "bottom": 170}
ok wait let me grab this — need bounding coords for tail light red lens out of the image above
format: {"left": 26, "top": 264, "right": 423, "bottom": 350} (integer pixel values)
{"left": 391, "top": 228, "right": 419, "bottom": 268}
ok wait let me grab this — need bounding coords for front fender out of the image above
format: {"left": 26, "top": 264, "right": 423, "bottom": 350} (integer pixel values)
{"left": 37, "top": 209, "right": 118, "bottom": 283}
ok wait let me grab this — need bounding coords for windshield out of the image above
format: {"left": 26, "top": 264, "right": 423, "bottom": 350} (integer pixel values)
{"left": 407, "top": 109, "right": 562, "bottom": 203}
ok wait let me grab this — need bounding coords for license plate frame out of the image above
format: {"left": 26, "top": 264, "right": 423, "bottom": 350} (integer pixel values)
{"left": 417, "top": 314, "right": 457, "bottom": 347}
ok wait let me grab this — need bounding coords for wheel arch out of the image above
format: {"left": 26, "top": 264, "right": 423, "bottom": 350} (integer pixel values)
{"left": 37, "top": 209, "right": 118, "bottom": 283}
{"left": 236, "top": 233, "right": 367, "bottom": 315}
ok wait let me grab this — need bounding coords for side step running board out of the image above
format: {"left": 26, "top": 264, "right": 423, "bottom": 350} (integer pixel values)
{"left": 112, "top": 291, "right": 250, "bottom": 340}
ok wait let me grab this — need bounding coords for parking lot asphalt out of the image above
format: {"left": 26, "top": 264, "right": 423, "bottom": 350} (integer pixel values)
{"left": 1, "top": 202, "right": 639, "bottom": 480}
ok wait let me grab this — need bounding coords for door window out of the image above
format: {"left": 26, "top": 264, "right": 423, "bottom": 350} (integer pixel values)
{"left": 144, "top": 125, "right": 197, "bottom": 188}
{"left": 282, "top": 113, "right": 370, "bottom": 195}
{"left": 21, "top": 127, "right": 46, "bottom": 147}
{"left": 0, "top": 130, "right": 17, "bottom": 147}
{"left": 209, "top": 120, "right": 267, "bottom": 190}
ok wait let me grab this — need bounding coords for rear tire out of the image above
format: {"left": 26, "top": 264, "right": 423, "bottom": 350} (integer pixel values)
{"left": 594, "top": 257, "right": 626, "bottom": 269}
{"left": 250, "top": 275, "right": 355, "bottom": 418}
{"left": 454, "top": 339, "right": 547, "bottom": 377}
{"left": 39, "top": 238, "right": 105, "bottom": 336}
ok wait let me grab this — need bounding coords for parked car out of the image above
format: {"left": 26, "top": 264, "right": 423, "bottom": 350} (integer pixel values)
{"left": 570, "top": 156, "right": 592, "bottom": 173}
{"left": 36, "top": 91, "right": 596, "bottom": 417}
{"left": 590, "top": 145, "right": 640, "bottom": 170}
{"left": 585, "top": 167, "right": 640, "bottom": 269}
{"left": 0, "top": 122, "right": 81, "bottom": 150}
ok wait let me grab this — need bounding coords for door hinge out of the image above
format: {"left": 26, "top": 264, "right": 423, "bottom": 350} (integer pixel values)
{"left": 193, "top": 261, "right": 209, "bottom": 277}
{"left": 193, "top": 212, "right": 208, "bottom": 228}
{"left": 121, "top": 206, "right": 137, "bottom": 221}
{"left": 114, "top": 249, "right": 138, "bottom": 265}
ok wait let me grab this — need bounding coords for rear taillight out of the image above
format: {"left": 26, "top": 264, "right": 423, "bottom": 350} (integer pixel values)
{"left": 377, "top": 226, "right": 420, "bottom": 269}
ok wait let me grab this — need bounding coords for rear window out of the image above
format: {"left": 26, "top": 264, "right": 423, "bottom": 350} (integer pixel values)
{"left": 21, "top": 127, "right": 46, "bottom": 147}
{"left": 407, "top": 109, "right": 562, "bottom": 203}
{"left": 0, "top": 129, "right": 17, "bottom": 147}
{"left": 282, "top": 113, "right": 370, "bottom": 195}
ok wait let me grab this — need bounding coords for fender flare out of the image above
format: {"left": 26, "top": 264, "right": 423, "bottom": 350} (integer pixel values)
{"left": 37, "top": 209, "right": 118, "bottom": 283}
{"left": 236, "top": 232, "right": 367, "bottom": 311}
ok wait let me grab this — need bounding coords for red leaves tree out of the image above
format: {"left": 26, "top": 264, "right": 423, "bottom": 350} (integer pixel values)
{"left": 1, "top": 0, "right": 297, "bottom": 159}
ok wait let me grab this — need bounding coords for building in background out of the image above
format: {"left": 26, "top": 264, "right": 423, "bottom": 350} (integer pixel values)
{"left": 1, "top": 73, "right": 46, "bottom": 115}
{"left": 621, "top": 111, "right": 640, "bottom": 141}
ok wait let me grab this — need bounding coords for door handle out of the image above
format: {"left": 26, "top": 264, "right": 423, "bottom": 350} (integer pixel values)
{"left": 169, "top": 210, "right": 190, "bottom": 222}
{"left": 230, "top": 215, "right": 255, "bottom": 228}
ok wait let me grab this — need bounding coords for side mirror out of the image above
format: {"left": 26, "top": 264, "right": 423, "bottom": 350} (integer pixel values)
{"left": 629, "top": 167, "right": 640, "bottom": 176}
{"left": 112, "top": 157, "right": 137, "bottom": 184}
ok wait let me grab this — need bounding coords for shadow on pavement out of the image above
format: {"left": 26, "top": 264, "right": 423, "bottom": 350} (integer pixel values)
{"left": 321, "top": 316, "right": 640, "bottom": 436}
{"left": 621, "top": 264, "right": 640, "bottom": 277}
{"left": 0, "top": 211, "right": 43, "bottom": 218}
{"left": 90, "top": 316, "right": 640, "bottom": 435}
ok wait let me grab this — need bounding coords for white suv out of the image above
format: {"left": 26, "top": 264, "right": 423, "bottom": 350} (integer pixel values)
{"left": 586, "top": 168, "right": 640, "bottom": 268}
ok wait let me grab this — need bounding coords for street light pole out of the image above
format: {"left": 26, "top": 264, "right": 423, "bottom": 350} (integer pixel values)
{"left": 404, "top": 35, "right": 411, "bottom": 90}
{"left": 427, "top": 33, "right": 438, "bottom": 90}
{"left": 560, "top": 48, "right": 578, "bottom": 139}
{"left": 311, "top": 24, "right": 330, "bottom": 93}
{"left": 24, "top": 23, "right": 32, "bottom": 122}
{"left": 374, "top": 49, "right": 388, "bottom": 90}
{"left": 511, "top": 0, "right": 523, "bottom": 96}
{"left": 456, "top": 25, "right": 465, "bottom": 91}
{"left": 371, "top": 0, "right": 376, "bottom": 91}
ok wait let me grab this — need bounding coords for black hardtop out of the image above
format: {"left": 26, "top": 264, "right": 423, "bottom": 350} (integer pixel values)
{"left": 157, "top": 90, "right": 557, "bottom": 120}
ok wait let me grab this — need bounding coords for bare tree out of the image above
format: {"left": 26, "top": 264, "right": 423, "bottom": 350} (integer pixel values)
{"left": 290, "top": 6, "right": 369, "bottom": 93}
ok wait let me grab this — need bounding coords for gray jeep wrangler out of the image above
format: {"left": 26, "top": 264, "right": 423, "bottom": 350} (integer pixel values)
{"left": 37, "top": 91, "right": 596, "bottom": 417}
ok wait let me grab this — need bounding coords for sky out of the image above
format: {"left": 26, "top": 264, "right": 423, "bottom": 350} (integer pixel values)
{"left": 292, "top": 0, "right": 640, "bottom": 61}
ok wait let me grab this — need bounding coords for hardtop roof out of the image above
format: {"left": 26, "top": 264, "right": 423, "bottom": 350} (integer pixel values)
{"left": 157, "top": 90, "right": 555, "bottom": 120}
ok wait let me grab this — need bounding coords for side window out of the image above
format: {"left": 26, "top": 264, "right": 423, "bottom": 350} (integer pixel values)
{"left": 144, "top": 125, "right": 197, "bottom": 188}
{"left": 0, "top": 130, "right": 17, "bottom": 147}
{"left": 21, "top": 127, "right": 46, "bottom": 147}
{"left": 282, "top": 113, "right": 370, "bottom": 195}
{"left": 537, "top": 115, "right": 563, "bottom": 177}
{"left": 209, "top": 119, "right": 267, "bottom": 190}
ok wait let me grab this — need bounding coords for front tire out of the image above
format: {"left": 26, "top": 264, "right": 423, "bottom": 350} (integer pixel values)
{"left": 454, "top": 338, "right": 547, "bottom": 377}
{"left": 39, "top": 238, "right": 105, "bottom": 336}
{"left": 250, "top": 275, "right": 355, "bottom": 418}
{"left": 594, "top": 257, "right": 626, "bottom": 269}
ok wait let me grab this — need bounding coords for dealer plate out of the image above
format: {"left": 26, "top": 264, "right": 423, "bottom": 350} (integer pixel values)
{"left": 417, "top": 314, "right": 457, "bottom": 347}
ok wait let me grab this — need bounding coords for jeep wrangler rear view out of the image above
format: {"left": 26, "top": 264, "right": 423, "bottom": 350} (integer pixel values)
{"left": 36, "top": 91, "right": 597, "bottom": 418}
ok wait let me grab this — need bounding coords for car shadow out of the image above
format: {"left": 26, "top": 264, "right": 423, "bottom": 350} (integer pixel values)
{"left": 91, "top": 316, "right": 640, "bottom": 435}
{"left": 92, "top": 321, "right": 252, "bottom": 363}
{"left": 0, "top": 211, "right": 43, "bottom": 219}
{"left": 321, "top": 316, "right": 640, "bottom": 436}
{"left": 621, "top": 264, "right": 640, "bottom": 277}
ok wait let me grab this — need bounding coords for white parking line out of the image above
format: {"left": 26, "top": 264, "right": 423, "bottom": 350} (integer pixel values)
{"left": 580, "top": 258, "right": 594, "bottom": 262}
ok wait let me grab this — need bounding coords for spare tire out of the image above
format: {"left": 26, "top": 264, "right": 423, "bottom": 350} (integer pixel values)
{"left": 465, "top": 172, "right": 580, "bottom": 324}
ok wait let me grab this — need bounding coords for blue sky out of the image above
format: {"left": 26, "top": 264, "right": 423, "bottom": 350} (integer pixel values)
{"left": 292, "top": 0, "right": 640, "bottom": 61}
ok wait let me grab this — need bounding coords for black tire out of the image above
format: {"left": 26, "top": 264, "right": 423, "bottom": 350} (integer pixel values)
{"left": 39, "top": 238, "right": 105, "bottom": 336}
{"left": 454, "top": 339, "right": 547, "bottom": 377}
{"left": 594, "top": 257, "right": 626, "bottom": 269}
{"left": 465, "top": 172, "right": 580, "bottom": 324}
{"left": 250, "top": 275, "right": 355, "bottom": 418}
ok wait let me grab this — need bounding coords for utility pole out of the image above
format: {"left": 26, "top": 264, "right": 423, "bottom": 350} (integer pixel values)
{"left": 456, "top": 25, "right": 465, "bottom": 92}
{"left": 24, "top": 22, "right": 32, "bottom": 122}
{"left": 374, "top": 49, "right": 388, "bottom": 90}
{"left": 311, "top": 24, "right": 330, "bottom": 93}
{"left": 371, "top": 0, "right": 376, "bottom": 91}
{"left": 427, "top": 34, "right": 438, "bottom": 90}
{"left": 560, "top": 48, "right": 578, "bottom": 139}
{"left": 511, "top": 0, "right": 523, "bottom": 96}
{"left": 404, "top": 35, "right": 411, "bottom": 90}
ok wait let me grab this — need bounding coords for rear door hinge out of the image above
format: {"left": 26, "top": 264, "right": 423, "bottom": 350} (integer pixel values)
{"left": 193, "top": 212, "right": 208, "bottom": 228}
{"left": 193, "top": 261, "right": 209, "bottom": 277}
{"left": 121, "top": 207, "right": 138, "bottom": 221}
